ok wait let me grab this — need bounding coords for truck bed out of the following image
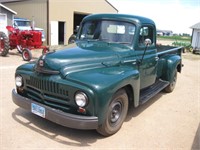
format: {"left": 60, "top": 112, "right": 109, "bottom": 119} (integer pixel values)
{"left": 156, "top": 45, "right": 183, "bottom": 56}
{"left": 157, "top": 45, "right": 177, "bottom": 52}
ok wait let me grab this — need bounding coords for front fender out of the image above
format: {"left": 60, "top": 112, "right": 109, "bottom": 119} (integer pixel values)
{"left": 67, "top": 66, "right": 140, "bottom": 124}
{"left": 160, "top": 54, "right": 181, "bottom": 82}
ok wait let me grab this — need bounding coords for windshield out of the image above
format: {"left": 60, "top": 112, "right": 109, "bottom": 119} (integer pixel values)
{"left": 15, "top": 20, "right": 31, "bottom": 27}
{"left": 78, "top": 20, "right": 135, "bottom": 46}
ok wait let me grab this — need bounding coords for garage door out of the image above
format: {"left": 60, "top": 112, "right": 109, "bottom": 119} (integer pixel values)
{"left": 0, "top": 14, "right": 7, "bottom": 35}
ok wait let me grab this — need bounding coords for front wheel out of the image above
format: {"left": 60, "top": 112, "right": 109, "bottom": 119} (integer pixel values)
{"left": 22, "top": 48, "right": 32, "bottom": 61}
{"left": 164, "top": 70, "right": 177, "bottom": 93}
{"left": 97, "top": 89, "right": 128, "bottom": 136}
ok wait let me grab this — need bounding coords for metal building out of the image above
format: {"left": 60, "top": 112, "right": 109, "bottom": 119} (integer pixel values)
{"left": 3, "top": 0, "right": 117, "bottom": 45}
{"left": 191, "top": 22, "right": 200, "bottom": 53}
{"left": 0, "top": 3, "right": 17, "bottom": 35}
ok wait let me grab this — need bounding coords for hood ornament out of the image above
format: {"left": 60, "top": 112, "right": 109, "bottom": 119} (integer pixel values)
{"left": 38, "top": 54, "right": 46, "bottom": 67}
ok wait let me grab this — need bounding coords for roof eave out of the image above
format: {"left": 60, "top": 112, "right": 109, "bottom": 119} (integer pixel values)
{"left": 0, "top": 3, "right": 17, "bottom": 15}
{"left": 105, "top": 0, "right": 118, "bottom": 13}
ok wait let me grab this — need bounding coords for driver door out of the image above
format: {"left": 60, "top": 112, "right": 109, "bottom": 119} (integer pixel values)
{"left": 137, "top": 26, "right": 158, "bottom": 89}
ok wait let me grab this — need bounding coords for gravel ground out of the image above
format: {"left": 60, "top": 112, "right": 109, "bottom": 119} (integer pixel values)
{"left": 0, "top": 49, "right": 199, "bottom": 149}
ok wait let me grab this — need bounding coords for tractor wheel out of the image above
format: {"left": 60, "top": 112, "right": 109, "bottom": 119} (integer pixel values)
{"left": 0, "top": 31, "right": 9, "bottom": 56}
{"left": 22, "top": 48, "right": 32, "bottom": 61}
{"left": 16, "top": 45, "right": 23, "bottom": 54}
{"left": 42, "top": 47, "right": 50, "bottom": 55}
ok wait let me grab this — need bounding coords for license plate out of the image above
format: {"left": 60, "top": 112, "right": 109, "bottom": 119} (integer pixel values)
{"left": 31, "top": 103, "right": 45, "bottom": 118}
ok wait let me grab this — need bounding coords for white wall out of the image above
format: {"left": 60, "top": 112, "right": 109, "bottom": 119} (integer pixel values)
{"left": 192, "top": 29, "right": 200, "bottom": 49}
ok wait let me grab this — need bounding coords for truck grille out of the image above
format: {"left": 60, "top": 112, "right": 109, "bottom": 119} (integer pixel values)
{"left": 25, "top": 76, "right": 71, "bottom": 111}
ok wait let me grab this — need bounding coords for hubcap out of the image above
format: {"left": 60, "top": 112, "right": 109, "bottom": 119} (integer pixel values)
{"left": 110, "top": 101, "right": 122, "bottom": 123}
{"left": 24, "top": 51, "right": 29, "bottom": 59}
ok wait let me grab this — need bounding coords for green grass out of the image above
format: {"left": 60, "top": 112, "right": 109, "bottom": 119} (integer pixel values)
{"left": 157, "top": 35, "right": 191, "bottom": 42}
{"left": 157, "top": 35, "right": 192, "bottom": 51}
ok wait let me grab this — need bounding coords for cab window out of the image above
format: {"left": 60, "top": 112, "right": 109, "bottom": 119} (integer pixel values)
{"left": 139, "top": 26, "right": 154, "bottom": 47}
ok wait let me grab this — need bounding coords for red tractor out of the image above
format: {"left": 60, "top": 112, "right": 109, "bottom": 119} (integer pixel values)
{"left": 5, "top": 26, "right": 49, "bottom": 61}
{"left": 0, "top": 31, "right": 9, "bottom": 56}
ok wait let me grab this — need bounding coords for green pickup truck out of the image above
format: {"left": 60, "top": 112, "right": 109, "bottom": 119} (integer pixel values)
{"left": 12, "top": 14, "right": 183, "bottom": 136}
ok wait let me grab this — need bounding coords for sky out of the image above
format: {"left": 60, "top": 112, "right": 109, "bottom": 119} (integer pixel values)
{"left": 108, "top": 0, "right": 200, "bottom": 35}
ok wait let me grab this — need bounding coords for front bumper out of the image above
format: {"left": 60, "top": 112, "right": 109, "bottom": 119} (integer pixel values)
{"left": 12, "top": 89, "right": 98, "bottom": 130}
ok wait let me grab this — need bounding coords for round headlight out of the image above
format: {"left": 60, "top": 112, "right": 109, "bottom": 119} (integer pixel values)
{"left": 15, "top": 76, "right": 23, "bottom": 87}
{"left": 75, "top": 92, "right": 88, "bottom": 107}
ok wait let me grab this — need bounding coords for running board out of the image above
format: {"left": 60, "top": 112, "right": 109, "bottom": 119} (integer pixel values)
{"left": 139, "top": 80, "right": 169, "bottom": 105}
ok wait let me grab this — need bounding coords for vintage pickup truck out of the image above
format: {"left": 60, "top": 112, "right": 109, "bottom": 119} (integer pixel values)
{"left": 12, "top": 14, "right": 183, "bottom": 136}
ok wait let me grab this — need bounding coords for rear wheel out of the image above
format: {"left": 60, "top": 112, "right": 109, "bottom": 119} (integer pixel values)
{"left": 22, "top": 48, "right": 32, "bottom": 61}
{"left": 97, "top": 89, "right": 128, "bottom": 136}
{"left": 164, "top": 70, "right": 177, "bottom": 93}
{"left": 0, "top": 31, "right": 9, "bottom": 56}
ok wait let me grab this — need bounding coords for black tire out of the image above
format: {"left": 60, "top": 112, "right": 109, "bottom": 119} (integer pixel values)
{"left": 0, "top": 31, "right": 9, "bottom": 56}
{"left": 164, "top": 70, "right": 177, "bottom": 93}
{"left": 22, "top": 48, "right": 32, "bottom": 61}
{"left": 68, "top": 34, "right": 76, "bottom": 44}
{"left": 97, "top": 89, "right": 128, "bottom": 136}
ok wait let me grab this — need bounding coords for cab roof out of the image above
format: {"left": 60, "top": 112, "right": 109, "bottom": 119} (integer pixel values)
{"left": 82, "top": 13, "right": 155, "bottom": 25}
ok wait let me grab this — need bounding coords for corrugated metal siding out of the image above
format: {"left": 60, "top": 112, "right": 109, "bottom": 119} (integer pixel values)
{"left": 4, "top": 0, "right": 48, "bottom": 44}
{"left": 192, "top": 29, "right": 200, "bottom": 48}
{"left": 49, "top": 0, "right": 117, "bottom": 44}
{"left": 4, "top": 0, "right": 117, "bottom": 45}
{"left": 0, "top": 6, "right": 13, "bottom": 26}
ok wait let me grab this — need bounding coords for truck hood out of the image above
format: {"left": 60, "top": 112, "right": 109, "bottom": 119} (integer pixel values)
{"left": 35, "top": 41, "right": 130, "bottom": 77}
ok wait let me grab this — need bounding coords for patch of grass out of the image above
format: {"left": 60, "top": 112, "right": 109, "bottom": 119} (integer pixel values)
{"left": 157, "top": 36, "right": 191, "bottom": 42}
{"left": 157, "top": 35, "right": 192, "bottom": 52}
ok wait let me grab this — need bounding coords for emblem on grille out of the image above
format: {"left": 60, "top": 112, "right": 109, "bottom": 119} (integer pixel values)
{"left": 39, "top": 60, "right": 44, "bottom": 67}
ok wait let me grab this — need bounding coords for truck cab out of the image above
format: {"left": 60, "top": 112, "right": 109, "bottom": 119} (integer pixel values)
{"left": 12, "top": 14, "right": 183, "bottom": 136}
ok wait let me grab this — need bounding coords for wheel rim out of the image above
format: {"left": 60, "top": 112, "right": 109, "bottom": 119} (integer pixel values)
{"left": 110, "top": 101, "right": 122, "bottom": 124}
{"left": 23, "top": 51, "right": 29, "bottom": 60}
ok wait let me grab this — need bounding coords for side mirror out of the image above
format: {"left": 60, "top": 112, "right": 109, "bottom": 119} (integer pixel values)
{"left": 140, "top": 38, "right": 152, "bottom": 65}
{"left": 144, "top": 38, "right": 152, "bottom": 46}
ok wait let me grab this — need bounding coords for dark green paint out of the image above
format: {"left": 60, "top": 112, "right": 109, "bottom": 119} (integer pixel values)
{"left": 14, "top": 14, "right": 182, "bottom": 126}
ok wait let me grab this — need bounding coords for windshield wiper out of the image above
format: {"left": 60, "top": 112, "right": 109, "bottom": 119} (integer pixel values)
{"left": 108, "top": 42, "right": 131, "bottom": 44}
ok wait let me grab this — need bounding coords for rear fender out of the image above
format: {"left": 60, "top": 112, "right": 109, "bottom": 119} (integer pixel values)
{"left": 161, "top": 55, "right": 181, "bottom": 82}
{"left": 6, "top": 26, "right": 15, "bottom": 33}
